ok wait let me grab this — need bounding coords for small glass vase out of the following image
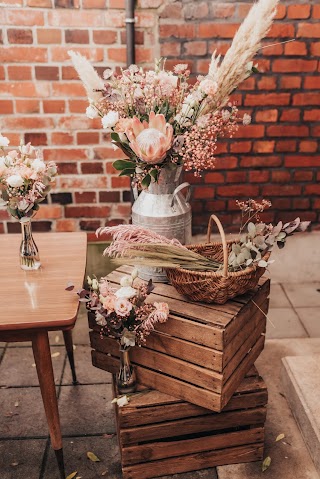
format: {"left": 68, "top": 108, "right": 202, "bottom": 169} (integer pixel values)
{"left": 19, "top": 218, "right": 41, "bottom": 271}
{"left": 117, "top": 347, "right": 137, "bottom": 394}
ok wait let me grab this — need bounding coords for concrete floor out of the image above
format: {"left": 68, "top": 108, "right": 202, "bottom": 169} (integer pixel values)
{"left": 1, "top": 233, "right": 320, "bottom": 479}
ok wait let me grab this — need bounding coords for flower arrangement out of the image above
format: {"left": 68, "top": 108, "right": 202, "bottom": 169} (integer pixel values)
{"left": 0, "top": 134, "right": 57, "bottom": 220}
{"left": 69, "top": 0, "right": 279, "bottom": 187}
{"left": 81, "top": 269, "right": 169, "bottom": 348}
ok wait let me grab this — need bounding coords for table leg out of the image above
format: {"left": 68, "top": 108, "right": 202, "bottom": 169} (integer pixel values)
{"left": 32, "top": 331, "right": 65, "bottom": 479}
{"left": 63, "top": 330, "right": 78, "bottom": 385}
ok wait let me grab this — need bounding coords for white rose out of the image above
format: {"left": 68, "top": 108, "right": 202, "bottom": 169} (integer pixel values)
{"left": 0, "top": 134, "right": 10, "bottom": 147}
{"left": 31, "top": 158, "right": 46, "bottom": 173}
{"left": 7, "top": 174, "right": 24, "bottom": 188}
{"left": 86, "top": 105, "right": 99, "bottom": 119}
{"left": 115, "top": 286, "right": 137, "bottom": 299}
{"left": 102, "top": 111, "right": 119, "bottom": 131}
{"left": 120, "top": 276, "right": 133, "bottom": 287}
{"left": 131, "top": 268, "right": 138, "bottom": 280}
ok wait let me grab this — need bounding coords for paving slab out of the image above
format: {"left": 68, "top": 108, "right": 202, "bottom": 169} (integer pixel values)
{"left": 269, "top": 284, "right": 291, "bottom": 308}
{"left": 62, "top": 345, "right": 112, "bottom": 385}
{"left": 58, "top": 384, "right": 115, "bottom": 436}
{"left": 72, "top": 304, "right": 91, "bottom": 346}
{"left": 0, "top": 387, "right": 48, "bottom": 438}
{"left": 282, "top": 283, "right": 320, "bottom": 308}
{"left": 0, "top": 346, "right": 65, "bottom": 387}
{"left": 0, "top": 438, "right": 46, "bottom": 479}
{"left": 266, "top": 308, "right": 308, "bottom": 339}
{"left": 44, "top": 435, "right": 121, "bottom": 479}
{"left": 295, "top": 308, "right": 320, "bottom": 337}
{"left": 282, "top": 355, "right": 320, "bottom": 475}
{"left": 217, "top": 339, "right": 320, "bottom": 479}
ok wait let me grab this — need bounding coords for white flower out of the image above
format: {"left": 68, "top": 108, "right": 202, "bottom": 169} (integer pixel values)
{"left": 114, "top": 298, "right": 133, "bottom": 317}
{"left": 196, "top": 114, "right": 211, "bottom": 129}
{"left": 184, "top": 93, "right": 198, "bottom": 108}
{"left": 181, "top": 103, "right": 194, "bottom": 117}
{"left": 19, "top": 144, "right": 34, "bottom": 155}
{"left": 0, "top": 134, "right": 9, "bottom": 147}
{"left": 103, "top": 68, "right": 113, "bottom": 80}
{"left": 0, "top": 156, "right": 7, "bottom": 175}
{"left": 115, "top": 286, "right": 137, "bottom": 299}
{"left": 243, "top": 113, "right": 251, "bottom": 126}
{"left": 131, "top": 268, "right": 138, "bottom": 280}
{"left": 120, "top": 276, "right": 133, "bottom": 287}
{"left": 31, "top": 158, "right": 46, "bottom": 173}
{"left": 47, "top": 165, "right": 58, "bottom": 177}
{"left": 91, "top": 278, "right": 99, "bottom": 291}
{"left": 18, "top": 198, "right": 29, "bottom": 211}
{"left": 111, "top": 395, "right": 129, "bottom": 407}
{"left": 121, "top": 329, "right": 136, "bottom": 348}
{"left": 102, "top": 111, "right": 119, "bottom": 131}
{"left": 86, "top": 105, "right": 100, "bottom": 119}
{"left": 87, "top": 276, "right": 93, "bottom": 286}
{"left": 221, "top": 109, "right": 231, "bottom": 122}
{"left": 6, "top": 174, "right": 24, "bottom": 188}
{"left": 199, "top": 78, "right": 218, "bottom": 96}
{"left": 95, "top": 311, "right": 107, "bottom": 326}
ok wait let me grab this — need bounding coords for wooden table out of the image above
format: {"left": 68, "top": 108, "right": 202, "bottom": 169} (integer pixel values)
{"left": 0, "top": 232, "right": 87, "bottom": 479}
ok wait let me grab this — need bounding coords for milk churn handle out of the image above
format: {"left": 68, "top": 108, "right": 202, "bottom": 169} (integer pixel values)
{"left": 171, "top": 182, "right": 191, "bottom": 207}
{"left": 132, "top": 185, "right": 139, "bottom": 201}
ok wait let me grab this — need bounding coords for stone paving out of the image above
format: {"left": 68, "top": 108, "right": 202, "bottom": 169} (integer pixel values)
{"left": 1, "top": 235, "right": 320, "bottom": 479}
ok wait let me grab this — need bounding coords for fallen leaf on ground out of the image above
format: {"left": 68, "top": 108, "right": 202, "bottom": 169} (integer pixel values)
{"left": 31, "top": 363, "right": 36, "bottom": 367}
{"left": 65, "top": 472, "right": 77, "bottom": 479}
{"left": 111, "top": 395, "right": 129, "bottom": 407}
{"left": 73, "top": 345, "right": 76, "bottom": 351}
{"left": 55, "top": 335, "right": 60, "bottom": 343}
{"left": 101, "top": 471, "right": 108, "bottom": 476}
{"left": 14, "top": 401, "right": 19, "bottom": 407}
{"left": 87, "top": 451, "right": 100, "bottom": 462}
{"left": 11, "top": 462, "right": 19, "bottom": 467}
{"left": 102, "top": 433, "right": 115, "bottom": 439}
{"left": 4, "top": 412, "right": 19, "bottom": 418}
{"left": 262, "top": 456, "right": 271, "bottom": 472}
{"left": 275, "top": 433, "right": 285, "bottom": 442}
{"left": 51, "top": 352, "right": 60, "bottom": 358}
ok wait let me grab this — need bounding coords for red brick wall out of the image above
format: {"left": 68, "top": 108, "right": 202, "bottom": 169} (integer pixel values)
{"left": 0, "top": 0, "right": 319, "bottom": 236}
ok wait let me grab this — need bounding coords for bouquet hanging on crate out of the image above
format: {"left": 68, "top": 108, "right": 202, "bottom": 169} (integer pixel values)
{"left": 69, "top": 0, "right": 279, "bottom": 187}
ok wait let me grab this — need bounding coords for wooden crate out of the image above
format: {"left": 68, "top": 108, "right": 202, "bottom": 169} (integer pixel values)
{"left": 89, "top": 268, "right": 270, "bottom": 412}
{"left": 113, "top": 367, "right": 267, "bottom": 479}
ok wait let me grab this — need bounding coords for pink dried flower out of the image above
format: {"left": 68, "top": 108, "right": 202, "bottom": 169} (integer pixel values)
{"left": 114, "top": 298, "right": 133, "bottom": 317}
{"left": 174, "top": 63, "right": 188, "bottom": 75}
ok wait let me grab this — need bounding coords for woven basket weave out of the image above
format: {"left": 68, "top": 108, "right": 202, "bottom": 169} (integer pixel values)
{"left": 166, "top": 214, "right": 270, "bottom": 304}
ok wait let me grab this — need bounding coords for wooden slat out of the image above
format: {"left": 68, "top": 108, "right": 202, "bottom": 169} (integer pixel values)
{"left": 119, "top": 407, "right": 267, "bottom": 445}
{"left": 121, "top": 427, "right": 265, "bottom": 465}
{"left": 122, "top": 443, "right": 264, "bottom": 479}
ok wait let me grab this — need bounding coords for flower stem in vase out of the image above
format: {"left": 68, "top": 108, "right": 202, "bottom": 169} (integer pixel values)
{"left": 19, "top": 218, "right": 41, "bottom": 271}
{"left": 117, "top": 347, "right": 137, "bottom": 394}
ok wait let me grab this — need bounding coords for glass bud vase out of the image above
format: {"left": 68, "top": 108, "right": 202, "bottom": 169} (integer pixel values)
{"left": 117, "top": 347, "right": 137, "bottom": 394}
{"left": 19, "top": 218, "right": 41, "bottom": 271}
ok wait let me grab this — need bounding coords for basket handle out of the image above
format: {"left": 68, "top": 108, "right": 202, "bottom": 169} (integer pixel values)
{"left": 206, "top": 214, "right": 228, "bottom": 278}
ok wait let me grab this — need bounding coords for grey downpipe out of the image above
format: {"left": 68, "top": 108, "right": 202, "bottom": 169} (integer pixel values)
{"left": 126, "top": 0, "right": 136, "bottom": 66}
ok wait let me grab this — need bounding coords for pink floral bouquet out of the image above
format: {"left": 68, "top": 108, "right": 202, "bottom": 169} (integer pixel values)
{"left": 81, "top": 269, "right": 169, "bottom": 348}
{"left": 0, "top": 134, "right": 57, "bottom": 220}
{"left": 69, "top": 0, "right": 279, "bottom": 188}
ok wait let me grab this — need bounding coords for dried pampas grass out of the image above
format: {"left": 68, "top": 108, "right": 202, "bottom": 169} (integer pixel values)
{"left": 68, "top": 50, "right": 104, "bottom": 103}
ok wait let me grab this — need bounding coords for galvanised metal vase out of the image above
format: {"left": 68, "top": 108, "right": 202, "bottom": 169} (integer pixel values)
{"left": 132, "top": 165, "right": 192, "bottom": 282}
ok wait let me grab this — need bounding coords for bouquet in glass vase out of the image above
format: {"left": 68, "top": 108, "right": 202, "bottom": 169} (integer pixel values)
{"left": 0, "top": 134, "right": 58, "bottom": 270}
{"left": 81, "top": 269, "right": 169, "bottom": 393}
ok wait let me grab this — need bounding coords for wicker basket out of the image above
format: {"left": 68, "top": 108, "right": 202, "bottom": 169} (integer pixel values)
{"left": 166, "top": 214, "right": 270, "bottom": 304}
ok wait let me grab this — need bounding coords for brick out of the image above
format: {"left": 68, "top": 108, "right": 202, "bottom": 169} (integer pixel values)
{"left": 204, "top": 172, "right": 225, "bottom": 183}
{"left": 81, "top": 162, "right": 104, "bottom": 174}
{"left": 310, "top": 43, "right": 320, "bottom": 56}
{"left": 304, "top": 76, "right": 320, "bottom": 89}
{"left": 239, "top": 77, "right": 255, "bottom": 90}
{"left": 83, "top": 0, "right": 106, "bottom": 7}
{"left": 229, "top": 141, "right": 251, "bottom": 153}
{"left": 75, "top": 192, "right": 97, "bottom": 203}
{"left": 27, "top": 0, "right": 52, "bottom": 6}
{"left": 217, "top": 185, "right": 259, "bottom": 197}
{"left": 51, "top": 193, "right": 72, "bottom": 204}
{"left": 260, "top": 41, "right": 283, "bottom": 56}
{"left": 0, "top": 100, "right": 13, "bottom": 114}
{"left": 274, "top": 4, "right": 286, "bottom": 19}
{"left": 99, "top": 191, "right": 120, "bottom": 202}
{"left": 0, "top": 47, "right": 47, "bottom": 63}
{"left": 80, "top": 220, "right": 101, "bottom": 231}
{"left": 275, "top": 140, "right": 297, "bottom": 153}
{"left": 208, "top": 41, "right": 229, "bottom": 56}
{"left": 77, "top": 132, "right": 100, "bottom": 144}
{"left": 293, "top": 170, "right": 313, "bottom": 182}
{"left": 262, "top": 184, "right": 301, "bottom": 196}
{"left": 44, "top": 148, "right": 87, "bottom": 162}
{"left": 184, "top": 1, "right": 209, "bottom": 19}
{"left": 233, "top": 125, "right": 265, "bottom": 138}
{"left": 121, "top": 30, "right": 144, "bottom": 45}
{"left": 136, "top": 47, "right": 154, "bottom": 64}
{"left": 54, "top": 0, "right": 78, "bottom": 7}
{"left": 65, "top": 206, "right": 110, "bottom": 218}
{"left": 287, "top": 5, "right": 311, "bottom": 19}
{"left": 255, "top": 109, "right": 278, "bottom": 122}
{"left": 273, "top": 59, "right": 317, "bottom": 72}
{"left": 267, "top": 24, "right": 295, "bottom": 38}
{"left": 160, "top": 42, "right": 181, "bottom": 57}
{"left": 56, "top": 219, "right": 77, "bottom": 232}
{"left": 267, "top": 125, "right": 309, "bottom": 137}
{"left": 297, "top": 23, "right": 320, "bottom": 38}
{"left": 43, "top": 100, "right": 65, "bottom": 114}
{"left": 51, "top": 46, "right": 103, "bottom": 62}
{"left": 245, "top": 93, "right": 290, "bottom": 106}
{"left": 160, "top": 3, "right": 183, "bottom": 19}
{"left": 257, "top": 77, "right": 276, "bottom": 90}
{"left": 111, "top": 176, "right": 130, "bottom": 188}
{"left": 305, "top": 185, "right": 320, "bottom": 195}
{"left": 313, "top": 5, "right": 320, "bottom": 18}
{"left": 37, "top": 29, "right": 62, "bottom": 44}
{"left": 58, "top": 175, "right": 108, "bottom": 189}
{"left": 279, "top": 76, "right": 302, "bottom": 89}
{"left": 0, "top": 66, "right": 4, "bottom": 80}
{"left": 285, "top": 156, "right": 320, "bottom": 167}
{"left": 107, "top": 47, "right": 126, "bottom": 62}
{"left": 253, "top": 140, "right": 275, "bottom": 153}
{"left": 198, "top": 23, "right": 238, "bottom": 39}
{"left": 58, "top": 115, "right": 100, "bottom": 130}
{"left": 51, "top": 132, "right": 73, "bottom": 144}
{"left": 6, "top": 10, "right": 44, "bottom": 26}
{"left": 56, "top": 163, "right": 78, "bottom": 174}
{"left": 240, "top": 156, "right": 282, "bottom": 168}
{"left": 184, "top": 41, "right": 207, "bottom": 56}
{"left": 1, "top": 117, "right": 53, "bottom": 129}
{"left": 65, "top": 29, "right": 90, "bottom": 44}
{"left": 52, "top": 83, "right": 86, "bottom": 97}
{"left": 93, "top": 30, "right": 117, "bottom": 44}
{"left": 303, "top": 109, "right": 320, "bottom": 121}
{"left": 271, "top": 170, "right": 291, "bottom": 183}
{"left": 35, "top": 66, "right": 59, "bottom": 81}
{"left": 34, "top": 205, "right": 62, "bottom": 220}
{"left": 16, "top": 100, "right": 40, "bottom": 113}
{"left": 105, "top": 10, "right": 125, "bottom": 27}
{"left": 249, "top": 171, "right": 270, "bottom": 183}
{"left": 225, "top": 171, "right": 247, "bottom": 183}
{"left": 24, "top": 132, "right": 47, "bottom": 146}
{"left": 48, "top": 10, "right": 104, "bottom": 27}
{"left": 7, "top": 29, "right": 33, "bottom": 44}
{"left": 159, "top": 24, "right": 195, "bottom": 39}
{"left": 68, "top": 99, "right": 89, "bottom": 113}
{"left": 284, "top": 41, "right": 307, "bottom": 56}
{"left": 7, "top": 65, "right": 32, "bottom": 81}
{"left": 293, "top": 93, "right": 320, "bottom": 106}
{"left": 61, "top": 66, "right": 79, "bottom": 80}
{"left": 214, "top": 156, "right": 238, "bottom": 169}
{"left": 211, "top": 4, "right": 235, "bottom": 19}
{"left": 136, "top": 12, "right": 155, "bottom": 28}
{"left": 280, "top": 109, "right": 301, "bottom": 122}
{"left": 193, "top": 186, "right": 214, "bottom": 199}
{"left": 292, "top": 198, "right": 310, "bottom": 210}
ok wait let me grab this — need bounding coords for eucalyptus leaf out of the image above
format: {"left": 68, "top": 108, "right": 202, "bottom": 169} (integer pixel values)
{"left": 113, "top": 159, "right": 136, "bottom": 171}
{"left": 149, "top": 169, "right": 159, "bottom": 182}
{"left": 141, "top": 174, "right": 151, "bottom": 188}
{"left": 110, "top": 132, "right": 121, "bottom": 142}
{"left": 119, "top": 168, "right": 135, "bottom": 177}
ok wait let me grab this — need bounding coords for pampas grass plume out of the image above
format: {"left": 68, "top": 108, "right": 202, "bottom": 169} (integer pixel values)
{"left": 68, "top": 50, "right": 104, "bottom": 103}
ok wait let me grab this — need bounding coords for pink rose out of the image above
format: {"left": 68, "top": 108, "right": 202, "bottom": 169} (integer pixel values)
{"left": 115, "top": 298, "right": 133, "bottom": 317}
{"left": 103, "top": 295, "right": 116, "bottom": 313}
{"left": 199, "top": 78, "right": 218, "bottom": 96}
{"left": 153, "top": 302, "right": 169, "bottom": 322}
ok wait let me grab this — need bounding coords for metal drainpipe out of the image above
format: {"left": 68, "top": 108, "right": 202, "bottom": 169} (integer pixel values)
{"left": 125, "top": 0, "right": 136, "bottom": 67}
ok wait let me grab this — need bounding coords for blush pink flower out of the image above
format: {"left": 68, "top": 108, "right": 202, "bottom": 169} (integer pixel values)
{"left": 114, "top": 298, "right": 133, "bottom": 317}
{"left": 126, "top": 112, "right": 173, "bottom": 164}
{"left": 153, "top": 301, "right": 169, "bottom": 322}
{"left": 103, "top": 294, "right": 116, "bottom": 313}
{"left": 114, "top": 118, "right": 134, "bottom": 133}
{"left": 199, "top": 78, "right": 218, "bottom": 97}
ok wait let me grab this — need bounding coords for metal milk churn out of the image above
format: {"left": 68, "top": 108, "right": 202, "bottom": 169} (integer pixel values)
{"left": 131, "top": 166, "right": 192, "bottom": 282}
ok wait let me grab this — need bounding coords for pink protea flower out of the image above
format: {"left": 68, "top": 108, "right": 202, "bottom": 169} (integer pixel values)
{"left": 126, "top": 111, "right": 173, "bottom": 164}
